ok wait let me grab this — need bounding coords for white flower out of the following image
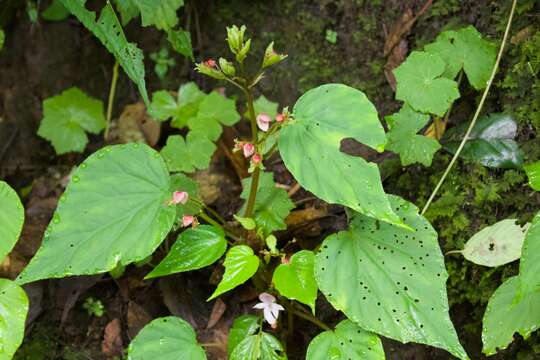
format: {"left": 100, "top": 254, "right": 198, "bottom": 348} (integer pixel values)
{"left": 253, "top": 292, "right": 284, "bottom": 328}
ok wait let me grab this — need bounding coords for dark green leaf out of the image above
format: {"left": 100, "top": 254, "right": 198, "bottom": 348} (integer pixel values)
{"left": 228, "top": 315, "right": 260, "bottom": 356}
{"left": 230, "top": 332, "right": 287, "bottom": 360}
{"left": 42, "top": 0, "right": 70, "bottom": 21}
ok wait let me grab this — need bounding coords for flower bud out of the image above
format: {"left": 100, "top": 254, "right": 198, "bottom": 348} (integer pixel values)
{"left": 195, "top": 60, "right": 225, "bottom": 80}
{"left": 226, "top": 25, "right": 246, "bottom": 54}
{"left": 168, "top": 191, "right": 189, "bottom": 205}
{"left": 262, "top": 42, "right": 287, "bottom": 68}
{"left": 182, "top": 215, "right": 195, "bottom": 227}
{"left": 251, "top": 153, "right": 262, "bottom": 164}
{"left": 243, "top": 143, "right": 255, "bottom": 158}
{"left": 236, "top": 38, "right": 251, "bottom": 63}
{"left": 256, "top": 113, "right": 272, "bottom": 132}
{"left": 218, "top": 57, "right": 236, "bottom": 76}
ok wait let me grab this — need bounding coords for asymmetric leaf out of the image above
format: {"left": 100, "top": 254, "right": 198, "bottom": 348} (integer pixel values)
{"left": 273, "top": 250, "right": 317, "bottom": 312}
{"left": 208, "top": 245, "right": 259, "bottom": 300}
{"left": 168, "top": 28, "right": 194, "bottom": 61}
{"left": 230, "top": 332, "right": 287, "bottom": 360}
{"left": 306, "top": 320, "right": 384, "bottom": 360}
{"left": 394, "top": 51, "right": 460, "bottom": 116}
{"left": 279, "top": 84, "right": 402, "bottom": 226}
{"left": 228, "top": 315, "right": 260, "bottom": 356}
{"left": 385, "top": 105, "right": 441, "bottom": 166}
{"left": 17, "top": 144, "right": 176, "bottom": 284}
{"left": 37, "top": 87, "right": 105, "bottom": 154}
{"left": 160, "top": 133, "right": 217, "bottom": 173}
{"left": 145, "top": 225, "right": 227, "bottom": 278}
{"left": 127, "top": 316, "right": 206, "bottom": 360}
{"left": 315, "top": 195, "right": 467, "bottom": 359}
{"left": 0, "top": 279, "right": 28, "bottom": 360}
{"left": 0, "top": 181, "right": 24, "bottom": 262}
{"left": 133, "top": 0, "right": 184, "bottom": 31}
{"left": 524, "top": 161, "right": 540, "bottom": 191}
{"left": 59, "top": 0, "right": 149, "bottom": 105}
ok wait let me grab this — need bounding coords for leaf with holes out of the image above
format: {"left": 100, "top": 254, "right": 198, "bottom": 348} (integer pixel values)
{"left": 228, "top": 315, "right": 260, "bottom": 356}
{"left": 168, "top": 28, "right": 193, "bottom": 61}
{"left": 0, "top": 279, "right": 29, "bottom": 360}
{"left": 524, "top": 161, "right": 540, "bottom": 191}
{"left": 145, "top": 225, "right": 227, "bottom": 279}
{"left": 133, "top": 0, "right": 184, "bottom": 31}
{"left": 59, "top": 0, "right": 149, "bottom": 105}
{"left": 160, "top": 133, "right": 217, "bottom": 173}
{"left": 385, "top": 105, "right": 441, "bottom": 166}
{"left": 37, "top": 87, "right": 105, "bottom": 154}
{"left": 315, "top": 195, "right": 467, "bottom": 359}
{"left": 456, "top": 219, "right": 528, "bottom": 267}
{"left": 394, "top": 51, "right": 460, "bottom": 116}
{"left": 279, "top": 84, "right": 403, "bottom": 227}
{"left": 208, "top": 245, "right": 259, "bottom": 300}
{"left": 16, "top": 144, "right": 176, "bottom": 284}
{"left": 0, "top": 181, "right": 24, "bottom": 262}
{"left": 306, "top": 320, "right": 384, "bottom": 360}
{"left": 127, "top": 316, "right": 206, "bottom": 359}
{"left": 273, "top": 250, "right": 317, "bottom": 312}
{"left": 230, "top": 332, "right": 287, "bottom": 360}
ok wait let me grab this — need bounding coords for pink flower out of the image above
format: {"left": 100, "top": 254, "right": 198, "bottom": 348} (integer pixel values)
{"left": 275, "top": 113, "right": 286, "bottom": 122}
{"left": 253, "top": 293, "right": 284, "bottom": 329}
{"left": 256, "top": 113, "right": 272, "bottom": 132}
{"left": 204, "top": 59, "right": 216, "bottom": 68}
{"left": 243, "top": 143, "right": 255, "bottom": 158}
{"left": 182, "top": 215, "right": 195, "bottom": 227}
{"left": 251, "top": 153, "right": 262, "bottom": 164}
{"left": 168, "top": 191, "right": 189, "bottom": 205}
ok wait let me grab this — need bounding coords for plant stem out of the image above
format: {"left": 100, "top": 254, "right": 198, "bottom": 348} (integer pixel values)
{"left": 291, "top": 308, "right": 331, "bottom": 331}
{"left": 104, "top": 61, "right": 119, "bottom": 141}
{"left": 243, "top": 88, "right": 261, "bottom": 218}
{"left": 421, "top": 0, "right": 517, "bottom": 216}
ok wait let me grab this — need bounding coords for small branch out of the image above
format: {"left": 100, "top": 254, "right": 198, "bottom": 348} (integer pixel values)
{"left": 287, "top": 183, "right": 302, "bottom": 197}
{"left": 243, "top": 89, "right": 261, "bottom": 218}
{"left": 291, "top": 308, "right": 331, "bottom": 331}
{"left": 105, "top": 61, "right": 119, "bottom": 141}
{"left": 421, "top": 0, "right": 517, "bottom": 215}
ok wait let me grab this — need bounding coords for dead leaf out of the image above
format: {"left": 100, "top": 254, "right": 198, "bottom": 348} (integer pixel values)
{"left": 286, "top": 205, "right": 329, "bottom": 228}
{"left": 384, "top": 40, "right": 408, "bottom": 91}
{"left": 207, "top": 298, "right": 227, "bottom": 329}
{"left": 127, "top": 301, "right": 153, "bottom": 339}
{"left": 117, "top": 103, "right": 161, "bottom": 146}
{"left": 55, "top": 275, "right": 102, "bottom": 326}
{"left": 511, "top": 26, "right": 533, "bottom": 45}
{"left": 424, "top": 118, "right": 448, "bottom": 140}
{"left": 102, "top": 318, "right": 123, "bottom": 358}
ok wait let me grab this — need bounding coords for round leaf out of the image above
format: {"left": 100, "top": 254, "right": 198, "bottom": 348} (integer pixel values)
{"left": 273, "top": 250, "right": 317, "bottom": 312}
{"left": 306, "top": 320, "right": 384, "bottom": 360}
{"left": 145, "top": 225, "right": 227, "bottom": 279}
{"left": 279, "top": 84, "right": 403, "bottom": 227}
{"left": 17, "top": 144, "right": 176, "bottom": 284}
{"left": 228, "top": 315, "right": 260, "bottom": 356}
{"left": 208, "top": 245, "right": 259, "bottom": 300}
{"left": 230, "top": 332, "right": 286, "bottom": 360}
{"left": 0, "top": 181, "right": 24, "bottom": 262}
{"left": 0, "top": 279, "right": 29, "bottom": 360}
{"left": 315, "top": 195, "right": 467, "bottom": 360}
{"left": 128, "top": 316, "right": 206, "bottom": 360}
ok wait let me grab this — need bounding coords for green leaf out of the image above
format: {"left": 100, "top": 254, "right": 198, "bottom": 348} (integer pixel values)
{"left": 133, "top": 0, "right": 184, "bottom": 31}
{"left": 127, "top": 316, "right": 206, "bottom": 360}
{"left": 230, "top": 332, "right": 287, "bottom": 360}
{"left": 443, "top": 113, "right": 524, "bottom": 169}
{"left": 458, "top": 219, "right": 528, "bottom": 267}
{"left": 168, "top": 28, "right": 194, "bottom": 61}
{"left": 245, "top": 95, "right": 279, "bottom": 119}
{"left": 187, "top": 115, "right": 223, "bottom": 142}
{"left": 170, "top": 173, "right": 201, "bottom": 218}
{"left": 306, "top": 320, "right": 384, "bottom": 360}
{"left": 279, "top": 84, "right": 402, "bottom": 227}
{"left": 41, "top": 0, "right": 70, "bottom": 21}
{"left": 385, "top": 105, "right": 441, "bottom": 166}
{"left": 228, "top": 315, "right": 260, "bottom": 356}
{"left": 59, "top": 0, "right": 149, "bottom": 105}
{"left": 208, "top": 245, "right": 259, "bottom": 300}
{"left": 145, "top": 225, "right": 226, "bottom": 279}
{"left": 16, "top": 144, "right": 176, "bottom": 284}
{"left": 273, "top": 250, "right": 317, "bottom": 312}
{"left": 148, "top": 90, "right": 178, "bottom": 122}
{"left": 524, "top": 161, "right": 540, "bottom": 191}
{"left": 148, "top": 83, "right": 205, "bottom": 129}
{"left": 0, "top": 279, "right": 29, "bottom": 360}
{"left": 0, "top": 181, "right": 24, "bottom": 262}
{"left": 0, "top": 29, "right": 4, "bottom": 51}
{"left": 234, "top": 215, "right": 257, "bottom": 230}
{"left": 315, "top": 195, "right": 467, "bottom": 360}
{"left": 197, "top": 91, "right": 241, "bottom": 127}
{"left": 394, "top": 51, "right": 460, "bottom": 116}
{"left": 37, "top": 87, "right": 105, "bottom": 154}
{"left": 517, "top": 212, "right": 540, "bottom": 292}
{"left": 160, "top": 133, "right": 217, "bottom": 173}
{"left": 112, "top": 0, "right": 139, "bottom": 26}
{"left": 424, "top": 31, "right": 462, "bottom": 80}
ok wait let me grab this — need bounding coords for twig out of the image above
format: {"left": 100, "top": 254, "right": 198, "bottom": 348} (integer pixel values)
{"left": 421, "top": 0, "right": 518, "bottom": 215}
{"left": 290, "top": 308, "right": 331, "bottom": 331}
{"left": 104, "top": 61, "right": 119, "bottom": 140}
{"left": 287, "top": 183, "right": 302, "bottom": 197}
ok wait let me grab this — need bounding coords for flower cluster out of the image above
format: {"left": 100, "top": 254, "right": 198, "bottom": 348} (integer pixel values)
{"left": 167, "top": 191, "right": 198, "bottom": 228}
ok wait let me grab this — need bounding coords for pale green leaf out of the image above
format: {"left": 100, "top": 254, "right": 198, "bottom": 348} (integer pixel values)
{"left": 228, "top": 315, "right": 260, "bottom": 356}
{"left": 37, "top": 87, "right": 105, "bottom": 154}
{"left": 279, "top": 84, "right": 403, "bottom": 227}
{"left": 385, "top": 105, "right": 441, "bottom": 166}
{"left": 424, "top": 31, "right": 462, "bottom": 80}
{"left": 245, "top": 95, "right": 279, "bottom": 119}
{"left": 208, "top": 245, "right": 259, "bottom": 300}
{"left": 0, "top": 181, "right": 24, "bottom": 262}
{"left": 234, "top": 215, "right": 257, "bottom": 230}
{"left": 524, "top": 161, "right": 540, "bottom": 191}
{"left": 394, "top": 51, "right": 460, "bottom": 116}
{"left": 0, "top": 279, "right": 29, "bottom": 360}
{"left": 160, "top": 133, "right": 217, "bottom": 173}
{"left": 148, "top": 90, "right": 178, "bottom": 122}
{"left": 273, "top": 250, "right": 317, "bottom": 312}
{"left": 187, "top": 115, "right": 223, "bottom": 142}
{"left": 315, "top": 195, "right": 467, "bottom": 360}
{"left": 306, "top": 320, "right": 384, "bottom": 360}
{"left": 113, "top": 0, "right": 139, "bottom": 26}
{"left": 146, "top": 225, "right": 226, "bottom": 279}
{"left": 41, "top": 0, "right": 70, "bottom": 21}
{"left": 16, "top": 144, "right": 176, "bottom": 284}
{"left": 230, "top": 332, "right": 287, "bottom": 360}
{"left": 127, "top": 316, "right": 206, "bottom": 360}
{"left": 517, "top": 212, "right": 540, "bottom": 292}
{"left": 133, "top": 0, "right": 184, "bottom": 31}
{"left": 59, "top": 0, "right": 149, "bottom": 105}
{"left": 168, "top": 28, "right": 193, "bottom": 61}
{"left": 197, "top": 92, "right": 240, "bottom": 126}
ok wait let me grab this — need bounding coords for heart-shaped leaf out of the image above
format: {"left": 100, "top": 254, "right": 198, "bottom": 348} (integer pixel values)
{"left": 127, "top": 316, "right": 206, "bottom": 359}
{"left": 0, "top": 181, "right": 24, "bottom": 262}
{"left": 0, "top": 279, "right": 29, "bottom": 360}
{"left": 273, "top": 250, "right": 317, "bottom": 312}
{"left": 306, "top": 320, "right": 384, "bottom": 360}
{"left": 145, "top": 225, "right": 227, "bottom": 279}
{"left": 279, "top": 84, "right": 403, "bottom": 227}
{"left": 228, "top": 315, "right": 260, "bottom": 356}
{"left": 208, "top": 245, "right": 259, "bottom": 300}
{"left": 315, "top": 195, "right": 467, "bottom": 360}
{"left": 17, "top": 144, "right": 176, "bottom": 284}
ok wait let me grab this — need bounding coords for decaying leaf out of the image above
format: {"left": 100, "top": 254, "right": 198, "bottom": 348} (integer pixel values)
{"left": 117, "top": 102, "right": 161, "bottom": 146}
{"left": 102, "top": 318, "right": 123, "bottom": 358}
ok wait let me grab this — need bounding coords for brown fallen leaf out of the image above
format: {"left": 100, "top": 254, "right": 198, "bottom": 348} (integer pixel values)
{"left": 424, "top": 118, "right": 448, "bottom": 140}
{"left": 207, "top": 298, "right": 227, "bottom": 329}
{"left": 384, "top": 39, "right": 408, "bottom": 91}
{"left": 127, "top": 301, "right": 153, "bottom": 339}
{"left": 117, "top": 103, "right": 161, "bottom": 146}
{"left": 102, "top": 318, "right": 123, "bottom": 359}
{"left": 56, "top": 275, "right": 102, "bottom": 326}
{"left": 286, "top": 205, "right": 329, "bottom": 228}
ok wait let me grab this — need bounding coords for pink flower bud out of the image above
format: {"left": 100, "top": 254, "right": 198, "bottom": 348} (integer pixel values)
{"left": 182, "top": 215, "right": 195, "bottom": 227}
{"left": 251, "top": 153, "right": 262, "bottom": 164}
{"left": 256, "top": 113, "right": 271, "bottom": 132}
{"left": 204, "top": 59, "right": 216, "bottom": 68}
{"left": 275, "top": 113, "right": 286, "bottom": 122}
{"left": 243, "top": 143, "right": 255, "bottom": 158}
{"left": 168, "top": 191, "right": 189, "bottom": 205}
